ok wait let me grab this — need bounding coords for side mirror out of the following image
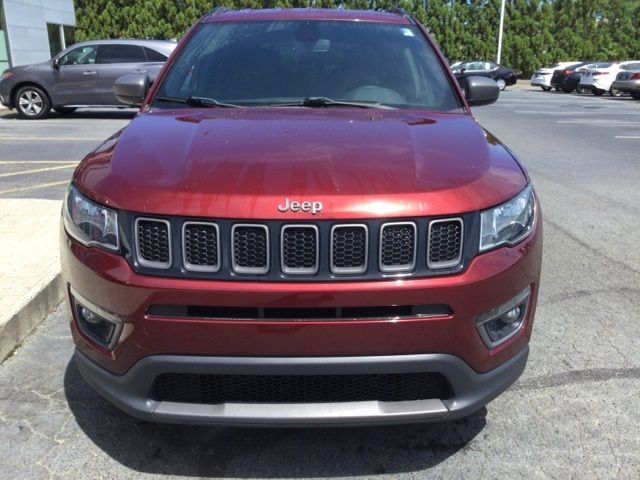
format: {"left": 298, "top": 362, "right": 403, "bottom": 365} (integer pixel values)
{"left": 114, "top": 73, "right": 149, "bottom": 106}
{"left": 464, "top": 76, "right": 500, "bottom": 106}
{"left": 53, "top": 58, "right": 60, "bottom": 69}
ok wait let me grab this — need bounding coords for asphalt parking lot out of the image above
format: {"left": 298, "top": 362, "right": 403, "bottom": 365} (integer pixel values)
{"left": 1, "top": 90, "right": 639, "bottom": 479}
{"left": 0, "top": 109, "right": 134, "bottom": 199}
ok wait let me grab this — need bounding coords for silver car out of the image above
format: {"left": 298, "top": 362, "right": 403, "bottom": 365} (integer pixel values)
{"left": 611, "top": 68, "right": 640, "bottom": 100}
{"left": 0, "top": 39, "right": 176, "bottom": 119}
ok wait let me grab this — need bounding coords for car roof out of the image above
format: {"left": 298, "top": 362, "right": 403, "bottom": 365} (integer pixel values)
{"left": 71, "top": 39, "right": 177, "bottom": 52}
{"left": 201, "top": 8, "right": 412, "bottom": 25}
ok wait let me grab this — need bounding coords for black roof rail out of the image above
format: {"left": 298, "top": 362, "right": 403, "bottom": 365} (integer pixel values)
{"left": 380, "top": 7, "right": 418, "bottom": 25}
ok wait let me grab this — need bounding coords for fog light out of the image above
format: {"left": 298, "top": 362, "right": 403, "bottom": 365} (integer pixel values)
{"left": 70, "top": 288, "right": 123, "bottom": 350}
{"left": 476, "top": 287, "right": 530, "bottom": 348}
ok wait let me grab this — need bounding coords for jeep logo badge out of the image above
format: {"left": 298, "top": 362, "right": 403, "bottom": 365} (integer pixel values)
{"left": 277, "top": 198, "right": 323, "bottom": 215}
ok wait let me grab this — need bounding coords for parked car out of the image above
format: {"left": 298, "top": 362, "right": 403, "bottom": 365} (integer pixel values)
{"left": 549, "top": 62, "right": 596, "bottom": 93}
{"left": 452, "top": 61, "right": 517, "bottom": 90}
{"left": 611, "top": 69, "right": 640, "bottom": 99}
{"left": 579, "top": 61, "right": 640, "bottom": 96}
{"left": 530, "top": 62, "right": 578, "bottom": 91}
{"left": 0, "top": 39, "right": 176, "bottom": 119}
{"left": 62, "top": 8, "right": 541, "bottom": 426}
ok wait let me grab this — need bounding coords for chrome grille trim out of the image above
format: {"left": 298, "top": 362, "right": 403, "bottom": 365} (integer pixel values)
{"left": 330, "top": 224, "right": 369, "bottom": 275}
{"left": 182, "top": 221, "right": 221, "bottom": 273}
{"left": 280, "top": 224, "right": 319, "bottom": 275}
{"left": 231, "top": 223, "right": 270, "bottom": 275}
{"left": 379, "top": 221, "right": 417, "bottom": 273}
{"left": 427, "top": 218, "right": 464, "bottom": 269}
{"left": 135, "top": 217, "right": 172, "bottom": 269}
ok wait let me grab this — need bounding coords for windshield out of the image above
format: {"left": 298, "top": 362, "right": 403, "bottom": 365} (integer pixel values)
{"left": 153, "top": 20, "right": 461, "bottom": 111}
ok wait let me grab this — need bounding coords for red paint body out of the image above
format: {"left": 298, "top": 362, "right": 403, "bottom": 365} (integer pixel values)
{"left": 61, "top": 9, "right": 542, "bottom": 424}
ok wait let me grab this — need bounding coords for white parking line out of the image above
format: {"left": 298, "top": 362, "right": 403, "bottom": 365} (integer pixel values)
{"left": 0, "top": 136, "right": 103, "bottom": 141}
{"left": 615, "top": 136, "right": 640, "bottom": 139}
{"left": 557, "top": 120, "right": 640, "bottom": 125}
{"left": 0, "top": 180, "right": 69, "bottom": 195}
{"left": 0, "top": 164, "right": 76, "bottom": 179}
{"left": 0, "top": 160, "right": 79, "bottom": 164}
{"left": 516, "top": 110, "right": 640, "bottom": 115}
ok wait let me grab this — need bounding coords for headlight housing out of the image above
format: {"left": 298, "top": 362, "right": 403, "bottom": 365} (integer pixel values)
{"left": 63, "top": 184, "right": 119, "bottom": 251}
{"left": 480, "top": 184, "right": 536, "bottom": 252}
{"left": 1, "top": 71, "right": 13, "bottom": 81}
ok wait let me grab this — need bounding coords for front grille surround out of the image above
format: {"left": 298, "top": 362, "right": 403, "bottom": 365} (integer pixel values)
{"left": 427, "top": 218, "right": 464, "bottom": 269}
{"left": 124, "top": 213, "right": 477, "bottom": 281}
{"left": 182, "top": 221, "right": 221, "bottom": 273}
{"left": 280, "top": 224, "right": 320, "bottom": 275}
{"left": 330, "top": 224, "right": 369, "bottom": 275}
{"left": 134, "top": 217, "right": 172, "bottom": 269}
{"left": 379, "top": 221, "right": 417, "bottom": 273}
{"left": 231, "top": 224, "right": 270, "bottom": 274}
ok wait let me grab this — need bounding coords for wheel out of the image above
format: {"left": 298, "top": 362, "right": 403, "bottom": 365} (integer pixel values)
{"left": 631, "top": 92, "right": 640, "bottom": 100}
{"left": 554, "top": 87, "right": 561, "bottom": 92}
{"left": 496, "top": 78, "right": 506, "bottom": 90}
{"left": 609, "top": 88, "right": 623, "bottom": 97}
{"left": 15, "top": 85, "right": 51, "bottom": 119}
{"left": 54, "top": 107, "right": 77, "bottom": 115}
{"left": 562, "top": 86, "right": 574, "bottom": 94}
{"left": 576, "top": 86, "right": 589, "bottom": 94}
{"left": 541, "top": 86, "right": 551, "bottom": 91}
{"left": 593, "top": 89, "right": 604, "bottom": 96}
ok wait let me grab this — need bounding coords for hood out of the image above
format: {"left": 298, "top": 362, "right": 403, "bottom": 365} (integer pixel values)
{"left": 75, "top": 108, "right": 526, "bottom": 219}
{"left": 8, "top": 60, "right": 52, "bottom": 72}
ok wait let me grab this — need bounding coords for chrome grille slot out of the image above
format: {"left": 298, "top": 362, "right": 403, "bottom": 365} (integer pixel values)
{"left": 330, "top": 224, "right": 368, "bottom": 274}
{"left": 232, "top": 224, "right": 269, "bottom": 274}
{"left": 428, "top": 218, "right": 463, "bottom": 269}
{"left": 379, "top": 222, "right": 416, "bottom": 272}
{"left": 183, "top": 222, "right": 220, "bottom": 272}
{"left": 135, "top": 218, "right": 171, "bottom": 269}
{"left": 281, "top": 225, "right": 319, "bottom": 274}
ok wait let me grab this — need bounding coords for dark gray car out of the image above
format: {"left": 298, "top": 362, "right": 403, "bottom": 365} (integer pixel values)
{"left": 0, "top": 39, "right": 176, "bottom": 119}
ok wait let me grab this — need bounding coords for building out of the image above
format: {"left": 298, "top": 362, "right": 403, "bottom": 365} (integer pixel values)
{"left": 0, "top": 0, "right": 76, "bottom": 73}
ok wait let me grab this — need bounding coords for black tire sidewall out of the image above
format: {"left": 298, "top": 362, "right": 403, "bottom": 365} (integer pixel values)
{"left": 15, "top": 85, "right": 51, "bottom": 119}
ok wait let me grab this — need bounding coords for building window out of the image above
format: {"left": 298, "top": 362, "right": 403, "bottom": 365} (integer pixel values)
{"left": 47, "top": 23, "right": 76, "bottom": 58}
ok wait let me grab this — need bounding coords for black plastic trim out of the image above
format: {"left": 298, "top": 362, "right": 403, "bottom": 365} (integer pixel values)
{"left": 118, "top": 212, "right": 480, "bottom": 282}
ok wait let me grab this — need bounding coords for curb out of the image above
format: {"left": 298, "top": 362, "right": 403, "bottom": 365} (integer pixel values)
{"left": 0, "top": 273, "right": 64, "bottom": 363}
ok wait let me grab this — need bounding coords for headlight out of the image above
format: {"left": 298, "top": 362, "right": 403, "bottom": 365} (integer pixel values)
{"left": 480, "top": 184, "right": 536, "bottom": 251}
{"left": 63, "top": 185, "right": 119, "bottom": 251}
{"left": 1, "top": 71, "right": 13, "bottom": 80}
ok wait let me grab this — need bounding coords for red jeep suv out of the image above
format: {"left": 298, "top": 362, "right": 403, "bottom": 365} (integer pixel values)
{"left": 61, "top": 8, "right": 541, "bottom": 426}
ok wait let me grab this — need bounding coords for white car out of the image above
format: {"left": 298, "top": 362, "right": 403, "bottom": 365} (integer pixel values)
{"left": 530, "top": 62, "right": 578, "bottom": 91}
{"left": 579, "top": 61, "right": 640, "bottom": 96}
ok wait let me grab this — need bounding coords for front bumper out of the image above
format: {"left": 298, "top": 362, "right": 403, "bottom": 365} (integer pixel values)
{"left": 75, "top": 345, "right": 529, "bottom": 426}
{"left": 0, "top": 81, "right": 13, "bottom": 108}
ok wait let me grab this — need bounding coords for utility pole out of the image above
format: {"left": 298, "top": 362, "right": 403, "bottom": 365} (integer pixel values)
{"left": 496, "top": 0, "right": 506, "bottom": 64}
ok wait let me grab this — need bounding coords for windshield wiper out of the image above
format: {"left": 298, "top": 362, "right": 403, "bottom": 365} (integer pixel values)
{"left": 269, "top": 97, "right": 395, "bottom": 109}
{"left": 155, "top": 95, "right": 241, "bottom": 108}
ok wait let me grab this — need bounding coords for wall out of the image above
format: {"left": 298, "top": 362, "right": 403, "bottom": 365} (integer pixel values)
{"left": 2, "top": 0, "right": 76, "bottom": 67}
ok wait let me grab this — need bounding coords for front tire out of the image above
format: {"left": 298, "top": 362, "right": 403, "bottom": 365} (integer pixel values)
{"left": 496, "top": 78, "right": 506, "bottom": 91}
{"left": 54, "top": 107, "right": 77, "bottom": 115}
{"left": 15, "top": 85, "right": 51, "bottom": 119}
{"left": 541, "top": 86, "right": 551, "bottom": 91}
{"left": 562, "top": 86, "right": 574, "bottom": 94}
{"left": 609, "top": 88, "right": 623, "bottom": 97}
{"left": 576, "top": 86, "right": 589, "bottom": 94}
